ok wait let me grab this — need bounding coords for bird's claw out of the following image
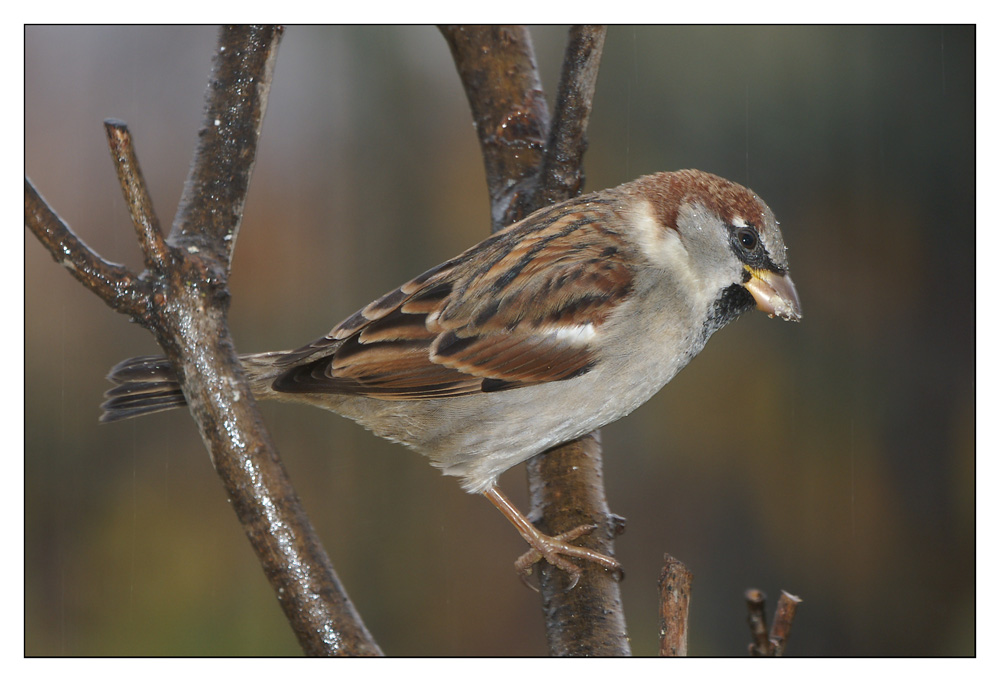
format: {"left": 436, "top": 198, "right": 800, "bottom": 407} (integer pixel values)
{"left": 513, "top": 523, "right": 623, "bottom": 590}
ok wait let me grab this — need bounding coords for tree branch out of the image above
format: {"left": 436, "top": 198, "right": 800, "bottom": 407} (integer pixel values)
{"left": 658, "top": 554, "right": 693, "bottom": 656}
{"left": 528, "top": 434, "right": 629, "bottom": 655}
{"left": 103, "top": 119, "right": 173, "bottom": 273}
{"left": 538, "top": 25, "right": 607, "bottom": 206}
{"left": 745, "top": 588, "right": 801, "bottom": 656}
{"left": 746, "top": 588, "right": 772, "bottom": 655}
{"left": 439, "top": 25, "right": 549, "bottom": 232}
{"left": 441, "top": 24, "right": 628, "bottom": 656}
{"left": 24, "top": 177, "right": 150, "bottom": 318}
{"left": 770, "top": 591, "right": 803, "bottom": 656}
{"left": 26, "top": 25, "right": 381, "bottom": 656}
{"left": 171, "top": 25, "right": 281, "bottom": 267}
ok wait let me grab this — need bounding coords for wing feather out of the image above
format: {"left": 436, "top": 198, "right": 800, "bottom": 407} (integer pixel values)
{"left": 271, "top": 194, "right": 636, "bottom": 400}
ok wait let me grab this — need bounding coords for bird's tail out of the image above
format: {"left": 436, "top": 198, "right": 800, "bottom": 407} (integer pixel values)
{"left": 100, "top": 355, "right": 186, "bottom": 422}
{"left": 100, "top": 352, "right": 287, "bottom": 423}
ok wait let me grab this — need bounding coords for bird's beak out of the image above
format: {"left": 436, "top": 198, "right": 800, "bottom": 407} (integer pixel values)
{"left": 743, "top": 267, "right": 802, "bottom": 322}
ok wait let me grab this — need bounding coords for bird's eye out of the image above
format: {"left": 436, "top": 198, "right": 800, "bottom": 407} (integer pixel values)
{"left": 737, "top": 227, "right": 758, "bottom": 251}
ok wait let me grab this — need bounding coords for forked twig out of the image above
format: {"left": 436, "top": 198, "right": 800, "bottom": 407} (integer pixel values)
{"left": 745, "top": 588, "right": 803, "bottom": 656}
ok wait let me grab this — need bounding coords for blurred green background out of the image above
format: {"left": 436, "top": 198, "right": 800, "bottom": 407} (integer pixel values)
{"left": 25, "top": 26, "right": 974, "bottom": 655}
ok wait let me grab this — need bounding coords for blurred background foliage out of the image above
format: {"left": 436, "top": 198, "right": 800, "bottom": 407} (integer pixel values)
{"left": 25, "top": 25, "right": 974, "bottom": 655}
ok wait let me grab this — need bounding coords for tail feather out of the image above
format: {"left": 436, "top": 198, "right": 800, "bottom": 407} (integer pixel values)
{"left": 100, "top": 355, "right": 186, "bottom": 422}
{"left": 100, "top": 351, "right": 292, "bottom": 423}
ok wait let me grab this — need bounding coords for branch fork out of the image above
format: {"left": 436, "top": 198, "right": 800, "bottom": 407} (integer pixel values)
{"left": 26, "top": 25, "right": 380, "bottom": 657}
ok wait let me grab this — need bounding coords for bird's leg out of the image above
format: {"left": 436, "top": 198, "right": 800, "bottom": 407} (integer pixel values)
{"left": 483, "top": 486, "right": 622, "bottom": 589}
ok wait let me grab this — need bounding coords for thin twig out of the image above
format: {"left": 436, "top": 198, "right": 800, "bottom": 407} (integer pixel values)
{"left": 745, "top": 588, "right": 773, "bottom": 655}
{"left": 103, "top": 119, "right": 172, "bottom": 272}
{"left": 658, "top": 554, "right": 692, "bottom": 656}
{"left": 769, "top": 590, "right": 803, "bottom": 656}
{"left": 745, "top": 588, "right": 802, "bottom": 656}
{"left": 539, "top": 25, "right": 607, "bottom": 206}
{"left": 24, "top": 177, "right": 149, "bottom": 318}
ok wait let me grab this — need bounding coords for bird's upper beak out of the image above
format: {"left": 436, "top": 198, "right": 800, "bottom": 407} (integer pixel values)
{"left": 743, "top": 267, "right": 802, "bottom": 322}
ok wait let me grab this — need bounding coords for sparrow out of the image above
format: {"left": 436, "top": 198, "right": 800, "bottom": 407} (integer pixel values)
{"left": 101, "top": 169, "right": 801, "bottom": 586}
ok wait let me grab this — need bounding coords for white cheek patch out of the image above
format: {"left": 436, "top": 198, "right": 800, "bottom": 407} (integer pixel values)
{"left": 632, "top": 200, "right": 696, "bottom": 279}
{"left": 632, "top": 199, "right": 730, "bottom": 316}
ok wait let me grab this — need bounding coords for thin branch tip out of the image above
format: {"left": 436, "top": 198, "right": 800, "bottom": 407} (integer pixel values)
{"left": 25, "top": 176, "right": 149, "bottom": 317}
{"left": 102, "top": 119, "right": 172, "bottom": 272}
{"left": 540, "top": 25, "right": 607, "bottom": 203}
{"left": 658, "top": 554, "right": 692, "bottom": 656}
{"left": 781, "top": 590, "right": 803, "bottom": 603}
{"left": 744, "top": 587, "right": 802, "bottom": 656}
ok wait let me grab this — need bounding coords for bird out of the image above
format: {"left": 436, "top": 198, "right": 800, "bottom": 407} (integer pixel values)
{"left": 101, "top": 169, "right": 801, "bottom": 587}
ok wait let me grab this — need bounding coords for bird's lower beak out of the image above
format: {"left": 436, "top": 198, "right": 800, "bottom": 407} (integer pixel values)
{"left": 743, "top": 267, "right": 802, "bottom": 322}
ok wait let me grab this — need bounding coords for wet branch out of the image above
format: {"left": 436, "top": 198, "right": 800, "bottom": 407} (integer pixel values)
{"left": 538, "top": 25, "right": 607, "bottom": 206}
{"left": 440, "top": 24, "right": 627, "bottom": 656}
{"left": 440, "top": 25, "right": 550, "bottom": 232}
{"left": 25, "top": 178, "right": 150, "bottom": 318}
{"left": 103, "top": 120, "right": 172, "bottom": 272}
{"left": 25, "top": 25, "right": 380, "bottom": 656}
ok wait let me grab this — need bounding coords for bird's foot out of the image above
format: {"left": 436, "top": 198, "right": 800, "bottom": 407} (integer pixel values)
{"left": 484, "top": 486, "right": 623, "bottom": 590}
{"left": 513, "top": 523, "right": 624, "bottom": 591}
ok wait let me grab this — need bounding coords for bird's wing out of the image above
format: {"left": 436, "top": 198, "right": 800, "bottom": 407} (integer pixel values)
{"left": 271, "top": 195, "right": 637, "bottom": 399}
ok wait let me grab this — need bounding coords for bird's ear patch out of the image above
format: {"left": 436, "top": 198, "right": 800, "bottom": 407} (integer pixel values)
{"left": 632, "top": 199, "right": 690, "bottom": 267}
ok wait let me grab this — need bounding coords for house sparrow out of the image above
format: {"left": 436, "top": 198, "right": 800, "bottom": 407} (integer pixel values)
{"left": 101, "top": 169, "right": 801, "bottom": 586}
